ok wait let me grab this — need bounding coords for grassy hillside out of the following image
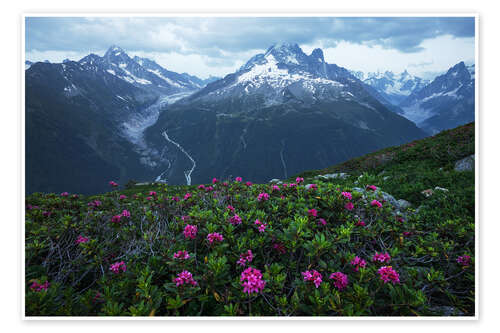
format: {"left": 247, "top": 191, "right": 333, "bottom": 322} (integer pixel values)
{"left": 25, "top": 123, "right": 475, "bottom": 317}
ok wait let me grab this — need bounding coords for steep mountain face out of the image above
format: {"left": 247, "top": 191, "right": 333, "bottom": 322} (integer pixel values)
{"left": 399, "top": 62, "right": 475, "bottom": 134}
{"left": 25, "top": 46, "right": 204, "bottom": 194}
{"left": 361, "top": 70, "right": 429, "bottom": 106}
{"left": 144, "top": 43, "right": 426, "bottom": 185}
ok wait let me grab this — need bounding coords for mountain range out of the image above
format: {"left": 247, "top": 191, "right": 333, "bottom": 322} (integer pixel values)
{"left": 25, "top": 43, "right": 474, "bottom": 194}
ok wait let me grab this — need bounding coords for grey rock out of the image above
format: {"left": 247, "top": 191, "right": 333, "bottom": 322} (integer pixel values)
{"left": 383, "top": 176, "right": 390, "bottom": 181}
{"left": 396, "top": 199, "right": 411, "bottom": 210}
{"left": 434, "top": 186, "right": 449, "bottom": 192}
{"left": 269, "top": 178, "right": 281, "bottom": 183}
{"left": 315, "top": 173, "right": 348, "bottom": 180}
{"left": 454, "top": 154, "right": 475, "bottom": 172}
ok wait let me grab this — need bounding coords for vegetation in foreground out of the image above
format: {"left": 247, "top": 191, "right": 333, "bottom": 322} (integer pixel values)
{"left": 25, "top": 123, "right": 475, "bottom": 316}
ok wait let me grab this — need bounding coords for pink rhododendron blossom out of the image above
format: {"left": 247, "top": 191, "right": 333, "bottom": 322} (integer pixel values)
{"left": 111, "top": 215, "right": 121, "bottom": 224}
{"left": 272, "top": 185, "right": 280, "bottom": 191}
{"left": 76, "top": 235, "right": 89, "bottom": 244}
{"left": 119, "top": 194, "right": 127, "bottom": 200}
{"left": 350, "top": 256, "right": 367, "bottom": 272}
{"left": 235, "top": 177, "right": 242, "bottom": 182}
{"left": 198, "top": 184, "right": 205, "bottom": 190}
{"left": 296, "top": 177, "right": 304, "bottom": 184}
{"left": 109, "top": 181, "right": 118, "bottom": 187}
{"left": 88, "top": 200, "right": 102, "bottom": 207}
{"left": 222, "top": 182, "right": 229, "bottom": 186}
{"left": 183, "top": 224, "right": 198, "bottom": 239}
{"left": 308, "top": 209, "right": 318, "bottom": 217}
{"left": 121, "top": 209, "right": 130, "bottom": 218}
{"left": 282, "top": 183, "right": 289, "bottom": 188}
{"left": 318, "top": 218, "right": 327, "bottom": 226}
{"left": 184, "top": 193, "right": 192, "bottom": 200}
{"left": 371, "top": 200, "right": 382, "bottom": 208}
{"left": 71, "top": 194, "right": 79, "bottom": 199}
{"left": 289, "top": 183, "right": 297, "bottom": 188}
{"left": 236, "top": 250, "right": 254, "bottom": 267}
{"left": 229, "top": 214, "right": 242, "bottom": 225}
{"left": 146, "top": 196, "right": 152, "bottom": 201}
{"left": 109, "top": 261, "right": 126, "bottom": 274}
{"left": 171, "top": 196, "right": 180, "bottom": 202}
{"left": 457, "top": 255, "right": 471, "bottom": 266}
{"left": 245, "top": 181, "right": 253, "bottom": 187}
{"left": 341, "top": 192, "right": 352, "bottom": 200}
{"left": 257, "top": 192, "right": 270, "bottom": 201}
{"left": 207, "top": 232, "right": 224, "bottom": 244}
{"left": 329, "top": 272, "right": 349, "bottom": 291}
{"left": 366, "top": 185, "right": 377, "bottom": 191}
{"left": 226, "top": 205, "right": 235, "bottom": 212}
{"left": 356, "top": 220, "right": 366, "bottom": 227}
{"left": 345, "top": 202, "right": 354, "bottom": 211}
{"left": 378, "top": 266, "right": 400, "bottom": 284}
{"left": 402, "top": 231, "right": 412, "bottom": 237}
{"left": 181, "top": 215, "right": 190, "bottom": 222}
{"left": 149, "top": 191, "right": 157, "bottom": 196}
{"left": 307, "top": 184, "right": 318, "bottom": 190}
{"left": 30, "top": 280, "right": 50, "bottom": 292}
{"left": 60, "top": 192, "right": 69, "bottom": 197}
{"left": 173, "top": 250, "right": 190, "bottom": 260}
{"left": 258, "top": 224, "right": 267, "bottom": 233}
{"left": 372, "top": 252, "right": 391, "bottom": 263}
{"left": 396, "top": 216, "right": 405, "bottom": 223}
{"left": 174, "top": 270, "right": 198, "bottom": 287}
{"left": 302, "top": 270, "right": 323, "bottom": 288}
{"left": 212, "top": 178, "right": 218, "bottom": 184}
{"left": 273, "top": 242, "right": 286, "bottom": 254}
{"left": 240, "top": 267, "right": 266, "bottom": 294}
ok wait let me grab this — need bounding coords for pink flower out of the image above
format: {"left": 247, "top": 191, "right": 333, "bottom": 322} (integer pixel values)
{"left": 184, "top": 193, "right": 192, "bottom": 200}
{"left": 350, "top": 256, "right": 367, "bottom": 272}
{"left": 302, "top": 270, "right": 322, "bottom": 288}
{"left": 109, "top": 261, "right": 126, "bottom": 274}
{"left": 341, "top": 192, "right": 352, "bottom": 200}
{"left": 174, "top": 270, "right": 198, "bottom": 287}
{"left": 378, "top": 266, "right": 400, "bottom": 284}
{"left": 356, "top": 220, "right": 366, "bottom": 227}
{"left": 226, "top": 205, "right": 235, "bottom": 212}
{"left": 71, "top": 194, "right": 79, "bottom": 199}
{"left": 173, "top": 250, "right": 190, "bottom": 260}
{"left": 229, "top": 214, "right": 242, "bottom": 225}
{"left": 318, "top": 218, "right": 327, "bottom": 226}
{"left": 171, "top": 196, "right": 180, "bottom": 202}
{"left": 146, "top": 196, "right": 152, "bottom": 201}
{"left": 296, "top": 177, "right": 304, "bottom": 184}
{"left": 372, "top": 252, "right": 391, "bottom": 263}
{"left": 198, "top": 184, "right": 205, "bottom": 190}
{"left": 119, "top": 194, "right": 127, "bottom": 200}
{"left": 344, "top": 202, "right": 354, "bottom": 211}
{"left": 236, "top": 250, "right": 254, "bottom": 267}
{"left": 329, "top": 272, "right": 349, "bottom": 291}
{"left": 307, "top": 184, "right": 318, "bottom": 190}
{"left": 371, "top": 200, "right": 382, "bottom": 208}
{"left": 402, "top": 231, "right": 412, "bottom": 237}
{"left": 245, "top": 181, "right": 253, "bottom": 187}
{"left": 212, "top": 178, "right": 218, "bottom": 184}
{"left": 30, "top": 280, "right": 50, "bottom": 292}
{"left": 60, "top": 192, "right": 69, "bottom": 197}
{"left": 366, "top": 185, "right": 377, "bottom": 191}
{"left": 240, "top": 267, "right": 266, "bottom": 294}
{"left": 75, "top": 235, "right": 89, "bottom": 244}
{"left": 457, "top": 255, "right": 471, "bottom": 266}
{"left": 273, "top": 242, "right": 286, "bottom": 254}
{"left": 88, "top": 200, "right": 102, "bottom": 207}
{"left": 257, "top": 192, "right": 270, "bottom": 201}
{"left": 111, "top": 215, "right": 121, "bottom": 224}
{"left": 222, "top": 182, "right": 229, "bottom": 187}
{"left": 121, "top": 209, "right": 130, "bottom": 218}
{"left": 289, "top": 183, "right": 297, "bottom": 188}
{"left": 308, "top": 209, "right": 318, "bottom": 217}
{"left": 183, "top": 224, "right": 198, "bottom": 239}
{"left": 235, "top": 177, "right": 242, "bottom": 182}
{"left": 258, "top": 224, "right": 267, "bottom": 233}
{"left": 109, "top": 181, "right": 118, "bottom": 187}
{"left": 207, "top": 232, "right": 224, "bottom": 244}
{"left": 149, "top": 191, "right": 157, "bottom": 196}
{"left": 272, "top": 185, "right": 280, "bottom": 191}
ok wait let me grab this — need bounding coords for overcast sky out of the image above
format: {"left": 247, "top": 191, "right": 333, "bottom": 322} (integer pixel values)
{"left": 25, "top": 16, "right": 475, "bottom": 80}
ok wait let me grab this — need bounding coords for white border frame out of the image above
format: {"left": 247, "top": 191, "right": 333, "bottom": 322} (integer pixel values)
{"left": 20, "top": 12, "right": 479, "bottom": 321}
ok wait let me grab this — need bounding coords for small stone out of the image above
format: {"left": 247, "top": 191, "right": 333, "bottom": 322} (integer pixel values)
{"left": 454, "top": 155, "right": 475, "bottom": 172}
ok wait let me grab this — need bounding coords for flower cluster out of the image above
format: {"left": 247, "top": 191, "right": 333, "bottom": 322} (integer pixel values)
{"left": 457, "top": 255, "right": 471, "bottom": 266}
{"left": 351, "top": 256, "right": 367, "bottom": 272}
{"left": 236, "top": 250, "right": 254, "bottom": 267}
{"left": 30, "top": 280, "right": 50, "bottom": 292}
{"left": 87, "top": 200, "right": 102, "bottom": 208}
{"left": 226, "top": 205, "right": 235, "bottom": 212}
{"left": 184, "top": 192, "right": 192, "bottom": 200}
{"left": 341, "top": 191, "right": 352, "bottom": 200}
{"left": 296, "top": 177, "right": 304, "bottom": 184}
{"left": 372, "top": 252, "right": 391, "bottom": 263}
{"left": 174, "top": 270, "right": 198, "bottom": 287}
{"left": 302, "top": 270, "right": 322, "bottom": 288}
{"left": 366, "top": 185, "right": 377, "bottom": 191}
{"left": 75, "top": 235, "right": 89, "bottom": 244}
{"left": 272, "top": 184, "right": 280, "bottom": 191}
{"left": 183, "top": 224, "right": 198, "bottom": 239}
{"left": 254, "top": 219, "right": 268, "bottom": 233}
{"left": 272, "top": 242, "right": 286, "bottom": 254}
{"left": 111, "top": 210, "right": 131, "bottom": 224}
{"left": 207, "top": 232, "right": 224, "bottom": 244}
{"left": 371, "top": 200, "right": 383, "bottom": 208}
{"left": 109, "top": 181, "right": 118, "bottom": 187}
{"left": 212, "top": 178, "right": 218, "bottom": 184}
{"left": 345, "top": 202, "right": 354, "bottom": 211}
{"left": 378, "top": 266, "right": 400, "bottom": 284}
{"left": 119, "top": 194, "right": 127, "bottom": 200}
{"left": 235, "top": 176, "right": 242, "bottom": 182}
{"left": 60, "top": 192, "right": 69, "bottom": 197}
{"left": 329, "top": 272, "right": 349, "bottom": 291}
{"left": 308, "top": 209, "right": 318, "bottom": 217}
{"left": 240, "top": 267, "right": 266, "bottom": 294}
{"left": 356, "top": 220, "right": 366, "bottom": 227}
{"left": 229, "top": 214, "right": 242, "bottom": 225}
{"left": 317, "top": 218, "right": 327, "bottom": 226}
{"left": 173, "top": 250, "right": 190, "bottom": 260}
{"left": 257, "top": 192, "right": 270, "bottom": 201}
{"left": 109, "top": 261, "right": 127, "bottom": 274}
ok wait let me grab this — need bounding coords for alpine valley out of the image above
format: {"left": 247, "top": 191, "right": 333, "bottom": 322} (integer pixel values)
{"left": 25, "top": 43, "right": 474, "bottom": 194}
